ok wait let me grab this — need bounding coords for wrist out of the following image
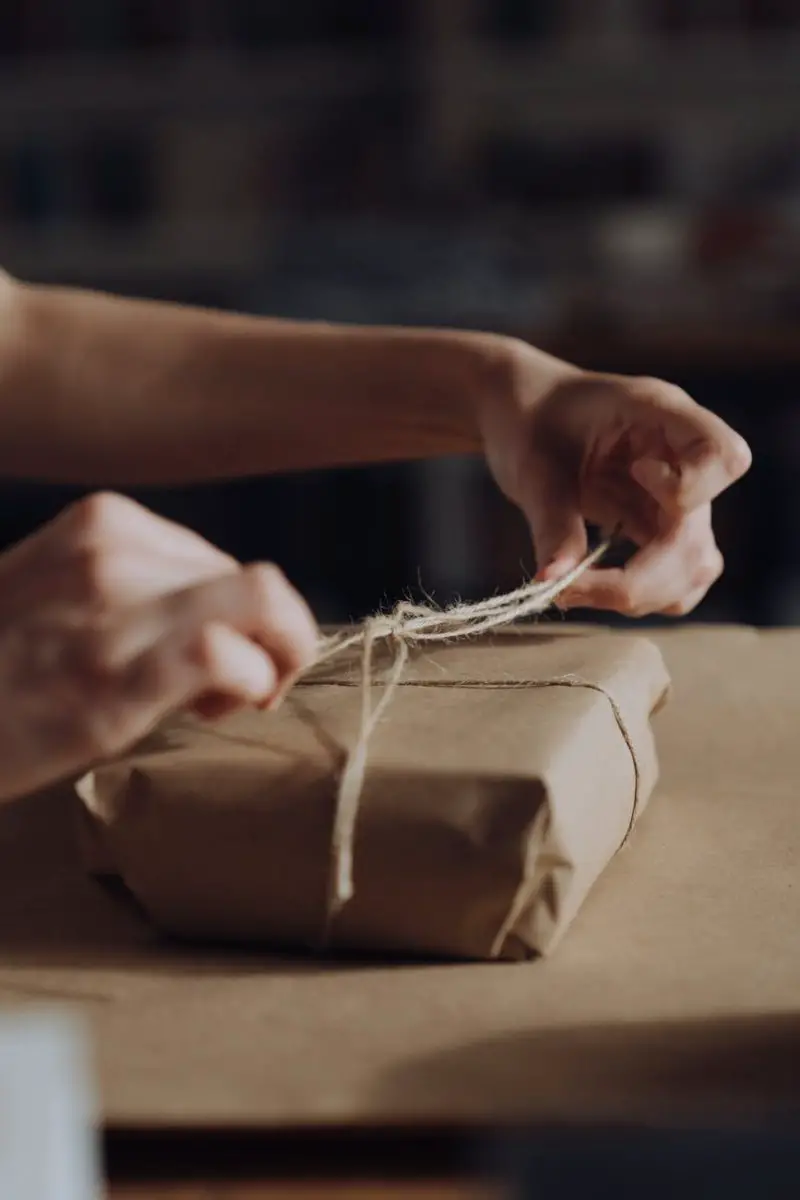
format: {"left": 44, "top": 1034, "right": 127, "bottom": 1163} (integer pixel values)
{"left": 466, "top": 333, "right": 584, "bottom": 434}
{"left": 352, "top": 326, "right": 514, "bottom": 462}
{"left": 432, "top": 330, "right": 514, "bottom": 454}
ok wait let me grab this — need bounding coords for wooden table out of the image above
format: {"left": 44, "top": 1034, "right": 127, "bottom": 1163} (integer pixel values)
{"left": 6, "top": 627, "right": 800, "bottom": 1195}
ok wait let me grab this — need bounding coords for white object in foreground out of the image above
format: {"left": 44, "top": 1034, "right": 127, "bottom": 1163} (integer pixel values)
{"left": 0, "top": 1009, "right": 100, "bottom": 1200}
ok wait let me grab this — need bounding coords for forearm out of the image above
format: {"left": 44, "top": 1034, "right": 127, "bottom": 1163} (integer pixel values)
{"left": 0, "top": 276, "right": 571, "bottom": 485}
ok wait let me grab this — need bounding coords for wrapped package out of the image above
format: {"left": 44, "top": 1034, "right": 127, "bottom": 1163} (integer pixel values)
{"left": 76, "top": 630, "right": 669, "bottom": 961}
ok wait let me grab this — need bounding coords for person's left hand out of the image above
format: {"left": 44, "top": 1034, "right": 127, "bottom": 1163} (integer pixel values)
{"left": 478, "top": 348, "right": 752, "bottom": 617}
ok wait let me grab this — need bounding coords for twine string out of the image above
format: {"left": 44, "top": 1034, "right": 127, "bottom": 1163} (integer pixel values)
{"left": 304, "top": 538, "right": 635, "bottom": 941}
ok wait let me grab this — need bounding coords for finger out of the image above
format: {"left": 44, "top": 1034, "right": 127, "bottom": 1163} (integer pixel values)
{"left": 31, "top": 493, "right": 240, "bottom": 609}
{"left": 628, "top": 390, "right": 751, "bottom": 515}
{"left": 187, "top": 622, "right": 279, "bottom": 705}
{"left": 630, "top": 445, "right": 731, "bottom": 516}
{"left": 106, "top": 562, "right": 319, "bottom": 682}
{"left": 122, "top": 623, "right": 279, "bottom": 727}
{"left": 56, "top": 492, "right": 238, "bottom": 567}
{"left": 191, "top": 691, "right": 247, "bottom": 720}
{"left": 58, "top": 546, "right": 239, "bottom": 610}
{"left": 558, "top": 506, "right": 722, "bottom": 616}
{"left": 81, "top": 623, "right": 280, "bottom": 758}
{"left": 520, "top": 462, "right": 589, "bottom": 581}
{"left": 660, "top": 586, "right": 709, "bottom": 618}
{"left": 564, "top": 549, "right": 722, "bottom": 616}
{"left": 172, "top": 564, "right": 320, "bottom": 679}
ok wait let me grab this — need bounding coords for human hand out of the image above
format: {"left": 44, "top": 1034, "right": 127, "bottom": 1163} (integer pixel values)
{"left": 479, "top": 348, "right": 751, "bottom": 616}
{"left": 0, "top": 492, "right": 318, "bottom": 801}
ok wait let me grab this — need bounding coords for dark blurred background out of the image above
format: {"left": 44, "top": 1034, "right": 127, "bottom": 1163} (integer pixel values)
{"left": 0, "top": 0, "right": 797, "bottom": 624}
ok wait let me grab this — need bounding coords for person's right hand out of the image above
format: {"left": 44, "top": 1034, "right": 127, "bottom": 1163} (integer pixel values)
{"left": 0, "top": 492, "right": 318, "bottom": 802}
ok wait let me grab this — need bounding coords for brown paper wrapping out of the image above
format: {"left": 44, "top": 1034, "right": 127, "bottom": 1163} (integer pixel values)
{"left": 75, "top": 631, "right": 669, "bottom": 962}
{"left": 6, "top": 625, "right": 800, "bottom": 1132}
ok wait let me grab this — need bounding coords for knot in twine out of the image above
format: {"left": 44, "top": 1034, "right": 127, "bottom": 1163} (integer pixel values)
{"left": 307, "top": 538, "right": 618, "bottom": 941}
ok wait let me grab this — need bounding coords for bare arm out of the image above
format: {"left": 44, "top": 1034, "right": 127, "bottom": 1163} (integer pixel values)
{"left": 0, "top": 274, "right": 570, "bottom": 485}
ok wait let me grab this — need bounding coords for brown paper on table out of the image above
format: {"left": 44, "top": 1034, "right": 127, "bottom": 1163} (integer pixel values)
{"left": 4, "top": 625, "right": 800, "bottom": 1131}
{"left": 75, "top": 632, "right": 669, "bottom": 962}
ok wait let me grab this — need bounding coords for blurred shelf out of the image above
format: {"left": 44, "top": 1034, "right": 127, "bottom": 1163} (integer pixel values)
{"left": 471, "top": 38, "right": 800, "bottom": 129}
{"left": 0, "top": 48, "right": 401, "bottom": 133}
{"left": 0, "top": 220, "right": 278, "bottom": 281}
{"left": 539, "top": 322, "right": 800, "bottom": 371}
{"left": 3, "top": 215, "right": 800, "bottom": 372}
{"left": 2, "top": 36, "right": 800, "bottom": 135}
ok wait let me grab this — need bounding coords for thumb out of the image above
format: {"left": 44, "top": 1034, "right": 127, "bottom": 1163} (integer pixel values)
{"left": 519, "top": 466, "right": 588, "bottom": 581}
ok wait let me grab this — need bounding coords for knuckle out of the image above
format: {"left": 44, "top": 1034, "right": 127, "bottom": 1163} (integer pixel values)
{"left": 605, "top": 576, "right": 659, "bottom": 618}
{"left": 682, "top": 530, "right": 722, "bottom": 574}
{"left": 691, "top": 551, "right": 724, "bottom": 592}
{"left": 65, "top": 492, "right": 132, "bottom": 542}
{"left": 630, "top": 375, "right": 661, "bottom": 392}
{"left": 282, "top": 623, "right": 318, "bottom": 674}
{"left": 604, "top": 581, "right": 639, "bottom": 616}
{"left": 244, "top": 562, "right": 318, "bottom": 673}
{"left": 63, "top": 494, "right": 134, "bottom": 599}
{"left": 70, "top": 544, "right": 114, "bottom": 602}
{"left": 682, "top": 539, "right": 704, "bottom": 572}
{"left": 63, "top": 641, "right": 132, "bottom": 760}
{"left": 288, "top": 604, "right": 320, "bottom": 670}
{"left": 683, "top": 531, "right": 711, "bottom": 565}
{"left": 730, "top": 433, "right": 753, "bottom": 477}
{"left": 277, "top": 615, "right": 319, "bottom": 675}
{"left": 81, "top": 703, "right": 135, "bottom": 761}
{"left": 245, "top": 562, "right": 290, "bottom": 611}
{"left": 615, "top": 595, "right": 637, "bottom": 617}
{"left": 666, "top": 382, "right": 692, "bottom": 407}
{"left": 667, "top": 596, "right": 695, "bottom": 618}
{"left": 192, "top": 622, "right": 225, "bottom": 672}
{"left": 631, "top": 376, "right": 689, "bottom": 406}
{"left": 72, "top": 627, "right": 121, "bottom": 688}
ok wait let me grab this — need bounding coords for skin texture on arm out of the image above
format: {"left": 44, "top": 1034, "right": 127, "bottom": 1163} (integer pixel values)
{"left": 0, "top": 271, "right": 752, "bottom": 618}
{"left": 0, "top": 273, "right": 566, "bottom": 484}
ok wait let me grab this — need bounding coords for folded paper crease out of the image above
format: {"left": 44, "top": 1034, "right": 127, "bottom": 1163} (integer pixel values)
{"left": 76, "top": 630, "right": 669, "bottom": 961}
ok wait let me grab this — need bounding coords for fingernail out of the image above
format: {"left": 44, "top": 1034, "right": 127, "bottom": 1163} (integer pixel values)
{"left": 265, "top": 672, "right": 300, "bottom": 712}
{"left": 255, "top": 688, "right": 282, "bottom": 712}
